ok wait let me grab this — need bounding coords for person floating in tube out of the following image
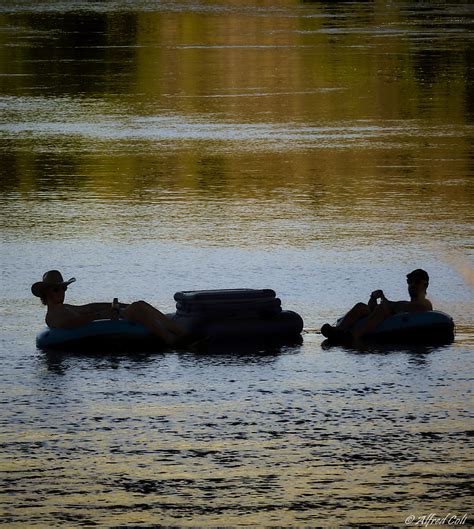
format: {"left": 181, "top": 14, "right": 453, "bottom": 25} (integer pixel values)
{"left": 321, "top": 269, "right": 432, "bottom": 343}
{"left": 31, "top": 270, "right": 191, "bottom": 346}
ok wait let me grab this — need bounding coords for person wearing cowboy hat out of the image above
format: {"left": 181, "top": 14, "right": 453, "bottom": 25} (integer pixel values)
{"left": 32, "top": 270, "right": 190, "bottom": 346}
{"left": 321, "top": 269, "right": 433, "bottom": 343}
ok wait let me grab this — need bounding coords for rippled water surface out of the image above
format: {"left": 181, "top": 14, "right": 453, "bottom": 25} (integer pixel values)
{"left": 1, "top": 0, "right": 473, "bottom": 526}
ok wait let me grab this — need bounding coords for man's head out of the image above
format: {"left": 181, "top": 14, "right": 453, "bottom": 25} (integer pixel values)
{"left": 32, "top": 270, "right": 76, "bottom": 305}
{"left": 406, "top": 268, "right": 429, "bottom": 298}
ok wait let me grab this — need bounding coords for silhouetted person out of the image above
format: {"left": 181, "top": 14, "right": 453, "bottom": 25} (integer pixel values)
{"left": 32, "top": 270, "right": 190, "bottom": 346}
{"left": 321, "top": 269, "right": 432, "bottom": 343}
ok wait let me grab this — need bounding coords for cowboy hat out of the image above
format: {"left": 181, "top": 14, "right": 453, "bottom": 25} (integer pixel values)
{"left": 31, "top": 270, "right": 76, "bottom": 297}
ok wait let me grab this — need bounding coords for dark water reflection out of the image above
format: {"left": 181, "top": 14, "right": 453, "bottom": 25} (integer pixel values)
{"left": 1, "top": 0, "right": 473, "bottom": 526}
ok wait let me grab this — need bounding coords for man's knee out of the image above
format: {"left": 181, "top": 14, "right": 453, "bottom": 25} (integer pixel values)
{"left": 353, "top": 302, "right": 369, "bottom": 315}
{"left": 126, "top": 300, "right": 145, "bottom": 316}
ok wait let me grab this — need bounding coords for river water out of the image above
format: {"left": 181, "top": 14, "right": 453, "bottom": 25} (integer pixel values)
{"left": 1, "top": 1, "right": 473, "bottom": 526}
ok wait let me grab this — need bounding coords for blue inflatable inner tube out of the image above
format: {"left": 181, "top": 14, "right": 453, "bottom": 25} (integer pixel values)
{"left": 174, "top": 289, "right": 276, "bottom": 303}
{"left": 348, "top": 310, "right": 454, "bottom": 344}
{"left": 175, "top": 299, "right": 282, "bottom": 317}
{"left": 36, "top": 319, "right": 154, "bottom": 349}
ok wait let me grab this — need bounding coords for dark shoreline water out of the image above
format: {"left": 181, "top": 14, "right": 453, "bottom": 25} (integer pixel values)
{"left": 2, "top": 339, "right": 473, "bottom": 526}
{"left": 1, "top": 0, "right": 473, "bottom": 525}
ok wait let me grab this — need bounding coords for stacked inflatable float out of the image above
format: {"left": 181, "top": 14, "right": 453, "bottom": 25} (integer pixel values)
{"left": 36, "top": 289, "right": 304, "bottom": 351}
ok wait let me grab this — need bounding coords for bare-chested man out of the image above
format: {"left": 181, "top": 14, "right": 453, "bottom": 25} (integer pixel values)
{"left": 321, "top": 269, "right": 432, "bottom": 343}
{"left": 32, "top": 270, "right": 190, "bottom": 346}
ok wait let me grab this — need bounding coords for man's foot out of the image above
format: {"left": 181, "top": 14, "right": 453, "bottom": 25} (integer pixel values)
{"left": 169, "top": 332, "right": 192, "bottom": 348}
{"left": 321, "top": 323, "right": 352, "bottom": 344}
{"left": 188, "top": 335, "right": 211, "bottom": 352}
{"left": 321, "top": 323, "right": 335, "bottom": 338}
{"left": 171, "top": 332, "right": 210, "bottom": 351}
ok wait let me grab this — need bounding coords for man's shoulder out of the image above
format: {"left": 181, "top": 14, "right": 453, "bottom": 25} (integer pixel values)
{"left": 412, "top": 298, "right": 433, "bottom": 311}
{"left": 45, "top": 305, "right": 78, "bottom": 327}
{"left": 423, "top": 298, "right": 433, "bottom": 310}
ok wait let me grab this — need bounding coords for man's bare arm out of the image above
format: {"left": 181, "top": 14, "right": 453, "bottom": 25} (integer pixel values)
{"left": 46, "top": 305, "right": 114, "bottom": 329}
{"left": 66, "top": 302, "right": 130, "bottom": 315}
{"left": 387, "top": 299, "right": 433, "bottom": 313}
{"left": 69, "top": 303, "right": 110, "bottom": 315}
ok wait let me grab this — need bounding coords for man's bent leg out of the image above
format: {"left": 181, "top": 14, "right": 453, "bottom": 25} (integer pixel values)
{"left": 352, "top": 302, "right": 391, "bottom": 340}
{"left": 337, "top": 303, "right": 370, "bottom": 331}
{"left": 122, "top": 302, "right": 183, "bottom": 345}
{"left": 132, "top": 301, "right": 188, "bottom": 337}
{"left": 321, "top": 302, "right": 370, "bottom": 341}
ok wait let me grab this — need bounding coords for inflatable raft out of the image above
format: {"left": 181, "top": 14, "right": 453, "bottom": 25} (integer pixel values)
{"left": 332, "top": 310, "right": 455, "bottom": 345}
{"left": 36, "top": 289, "right": 304, "bottom": 351}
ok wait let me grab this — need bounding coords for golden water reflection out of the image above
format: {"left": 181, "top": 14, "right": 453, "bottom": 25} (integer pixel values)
{"left": 1, "top": 0, "right": 473, "bottom": 250}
